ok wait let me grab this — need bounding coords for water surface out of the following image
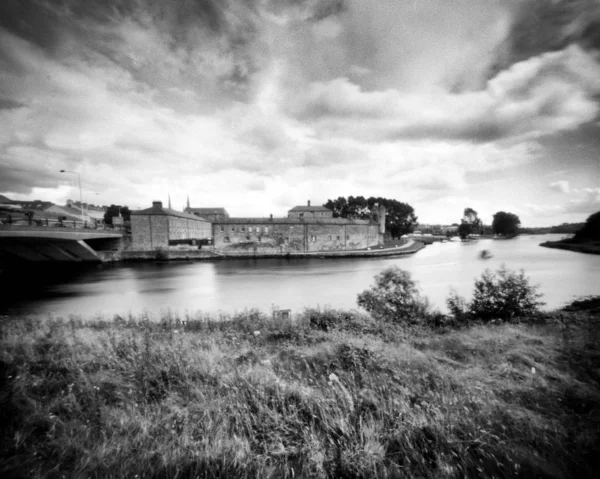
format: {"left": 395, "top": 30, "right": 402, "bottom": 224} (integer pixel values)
{"left": 2, "top": 234, "right": 598, "bottom": 318}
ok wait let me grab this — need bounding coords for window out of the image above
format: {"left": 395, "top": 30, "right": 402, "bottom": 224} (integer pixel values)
{"left": 337, "top": 236, "right": 340, "bottom": 241}
{"left": 264, "top": 227, "right": 269, "bottom": 234}
{"left": 220, "top": 226, "right": 224, "bottom": 232}
{"left": 311, "top": 235, "right": 316, "bottom": 242}
{"left": 248, "top": 227, "right": 253, "bottom": 233}
{"left": 231, "top": 226, "right": 235, "bottom": 232}
{"left": 346, "top": 235, "right": 350, "bottom": 240}
{"left": 299, "top": 213, "right": 304, "bottom": 218}
{"left": 328, "top": 235, "right": 332, "bottom": 240}
{"left": 320, "top": 212, "right": 324, "bottom": 217}
{"left": 224, "top": 236, "right": 230, "bottom": 242}
{"left": 246, "top": 235, "right": 250, "bottom": 241}
{"left": 241, "top": 226, "right": 245, "bottom": 232}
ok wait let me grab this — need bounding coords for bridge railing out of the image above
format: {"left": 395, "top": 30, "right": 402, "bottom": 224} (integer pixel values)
{"left": 0, "top": 216, "right": 125, "bottom": 231}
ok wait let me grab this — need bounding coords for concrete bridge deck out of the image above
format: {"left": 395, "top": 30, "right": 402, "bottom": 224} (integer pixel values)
{"left": 0, "top": 225, "right": 124, "bottom": 262}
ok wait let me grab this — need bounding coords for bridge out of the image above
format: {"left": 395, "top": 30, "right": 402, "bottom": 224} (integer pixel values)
{"left": 0, "top": 225, "right": 125, "bottom": 262}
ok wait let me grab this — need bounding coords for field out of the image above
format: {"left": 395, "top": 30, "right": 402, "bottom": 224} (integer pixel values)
{"left": 1, "top": 300, "right": 599, "bottom": 478}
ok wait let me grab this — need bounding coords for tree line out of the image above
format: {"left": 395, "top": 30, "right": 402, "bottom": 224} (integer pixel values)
{"left": 457, "top": 207, "right": 521, "bottom": 239}
{"left": 324, "top": 196, "right": 417, "bottom": 238}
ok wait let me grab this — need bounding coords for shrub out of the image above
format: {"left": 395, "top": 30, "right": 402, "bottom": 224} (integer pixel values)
{"left": 447, "top": 266, "right": 544, "bottom": 322}
{"left": 357, "top": 266, "right": 430, "bottom": 324}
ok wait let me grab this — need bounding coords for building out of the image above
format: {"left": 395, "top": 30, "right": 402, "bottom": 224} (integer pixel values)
{"left": 212, "top": 217, "right": 382, "bottom": 253}
{"left": 211, "top": 202, "right": 386, "bottom": 254}
{"left": 185, "top": 207, "right": 229, "bottom": 221}
{"left": 130, "top": 201, "right": 211, "bottom": 250}
{"left": 288, "top": 200, "right": 333, "bottom": 219}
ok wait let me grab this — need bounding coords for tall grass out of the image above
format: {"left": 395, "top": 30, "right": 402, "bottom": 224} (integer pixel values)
{"left": 1, "top": 305, "right": 599, "bottom": 478}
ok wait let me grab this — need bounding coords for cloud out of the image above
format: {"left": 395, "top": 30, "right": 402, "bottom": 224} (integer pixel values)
{"left": 549, "top": 180, "right": 571, "bottom": 194}
{"left": 290, "top": 45, "right": 600, "bottom": 143}
{"left": 0, "top": 0, "right": 599, "bottom": 227}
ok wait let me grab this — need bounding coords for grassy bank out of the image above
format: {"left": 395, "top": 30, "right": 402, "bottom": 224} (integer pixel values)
{"left": 1, "top": 303, "right": 599, "bottom": 478}
{"left": 540, "top": 239, "right": 600, "bottom": 255}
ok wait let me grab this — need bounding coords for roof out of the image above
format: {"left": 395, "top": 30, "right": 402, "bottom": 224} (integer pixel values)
{"left": 186, "top": 207, "right": 228, "bottom": 215}
{"left": 132, "top": 203, "right": 210, "bottom": 221}
{"left": 288, "top": 205, "right": 332, "bottom": 213}
{"left": 0, "top": 195, "right": 14, "bottom": 204}
{"left": 213, "top": 217, "right": 372, "bottom": 225}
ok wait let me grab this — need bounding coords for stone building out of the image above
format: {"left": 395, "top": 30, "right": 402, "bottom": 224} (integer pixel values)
{"left": 130, "top": 201, "right": 211, "bottom": 250}
{"left": 288, "top": 200, "right": 333, "bottom": 219}
{"left": 212, "top": 203, "right": 385, "bottom": 254}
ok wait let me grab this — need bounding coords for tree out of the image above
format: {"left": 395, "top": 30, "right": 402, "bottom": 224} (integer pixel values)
{"left": 458, "top": 207, "right": 482, "bottom": 239}
{"left": 104, "top": 205, "right": 131, "bottom": 226}
{"left": 447, "top": 266, "right": 544, "bottom": 322}
{"left": 492, "top": 211, "right": 520, "bottom": 236}
{"left": 357, "top": 266, "right": 430, "bottom": 324}
{"left": 574, "top": 211, "right": 600, "bottom": 241}
{"left": 324, "top": 196, "right": 418, "bottom": 238}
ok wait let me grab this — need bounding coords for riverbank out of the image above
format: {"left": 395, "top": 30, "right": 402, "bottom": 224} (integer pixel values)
{"left": 104, "top": 239, "right": 426, "bottom": 262}
{"left": 540, "top": 239, "right": 600, "bottom": 255}
{"left": 1, "top": 300, "right": 599, "bottom": 478}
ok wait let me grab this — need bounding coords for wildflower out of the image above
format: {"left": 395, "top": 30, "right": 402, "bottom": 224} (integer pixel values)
{"left": 253, "top": 330, "right": 261, "bottom": 337}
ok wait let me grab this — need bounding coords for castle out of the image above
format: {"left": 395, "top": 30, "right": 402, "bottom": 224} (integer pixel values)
{"left": 131, "top": 200, "right": 386, "bottom": 255}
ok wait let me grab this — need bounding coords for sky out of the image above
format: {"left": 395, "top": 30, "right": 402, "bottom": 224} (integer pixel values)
{"left": 1, "top": 0, "right": 599, "bottom": 227}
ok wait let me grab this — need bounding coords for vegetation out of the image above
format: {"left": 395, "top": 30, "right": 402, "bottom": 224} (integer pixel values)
{"left": 324, "top": 196, "right": 418, "bottom": 238}
{"left": 103, "top": 204, "right": 131, "bottom": 226}
{"left": 574, "top": 211, "right": 600, "bottom": 241}
{"left": 458, "top": 207, "right": 482, "bottom": 239}
{"left": 447, "top": 266, "right": 544, "bottom": 322}
{"left": 492, "top": 212, "right": 521, "bottom": 237}
{"left": 540, "top": 211, "right": 600, "bottom": 255}
{"left": 357, "top": 266, "right": 431, "bottom": 324}
{"left": 1, "top": 272, "right": 599, "bottom": 478}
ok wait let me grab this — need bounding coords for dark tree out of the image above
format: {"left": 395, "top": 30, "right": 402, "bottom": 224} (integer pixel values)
{"left": 458, "top": 207, "right": 481, "bottom": 239}
{"left": 492, "top": 211, "right": 521, "bottom": 236}
{"left": 324, "top": 196, "right": 418, "bottom": 238}
{"left": 458, "top": 222, "right": 472, "bottom": 240}
{"left": 104, "top": 205, "right": 131, "bottom": 226}
{"left": 574, "top": 211, "right": 600, "bottom": 241}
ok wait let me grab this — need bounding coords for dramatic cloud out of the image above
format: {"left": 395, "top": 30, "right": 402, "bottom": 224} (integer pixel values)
{"left": 1, "top": 0, "right": 599, "bottom": 225}
{"left": 550, "top": 180, "right": 571, "bottom": 194}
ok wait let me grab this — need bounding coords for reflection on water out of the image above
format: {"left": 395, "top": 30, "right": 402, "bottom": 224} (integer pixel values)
{"left": 2, "top": 234, "right": 599, "bottom": 318}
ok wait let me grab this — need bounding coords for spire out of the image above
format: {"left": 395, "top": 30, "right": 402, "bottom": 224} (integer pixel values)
{"left": 168, "top": 194, "right": 172, "bottom": 209}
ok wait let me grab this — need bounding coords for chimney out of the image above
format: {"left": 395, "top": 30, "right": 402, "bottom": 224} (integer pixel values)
{"left": 152, "top": 201, "right": 163, "bottom": 208}
{"left": 308, "top": 200, "right": 311, "bottom": 206}
{"left": 269, "top": 214, "right": 273, "bottom": 221}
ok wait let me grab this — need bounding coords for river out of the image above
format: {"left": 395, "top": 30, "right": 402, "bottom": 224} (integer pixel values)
{"left": 1, "top": 234, "right": 598, "bottom": 319}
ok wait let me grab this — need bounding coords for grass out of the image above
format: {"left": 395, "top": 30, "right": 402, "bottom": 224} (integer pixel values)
{"left": 1, "top": 304, "right": 599, "bottom": 478}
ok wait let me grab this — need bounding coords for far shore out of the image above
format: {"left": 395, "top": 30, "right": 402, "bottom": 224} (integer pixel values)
{"left": 540, "top": 239, "right": 600, "bottom": 255}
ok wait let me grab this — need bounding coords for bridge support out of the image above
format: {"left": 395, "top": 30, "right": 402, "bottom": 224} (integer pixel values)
{"left": 0, "top": 226, "right": 124, "bottom": 262}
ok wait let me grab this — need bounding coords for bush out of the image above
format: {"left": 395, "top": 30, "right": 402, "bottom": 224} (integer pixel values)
{"left": 357, "top": 266, "right": 430, "bottom": 324}
{"left": 447, "top": 266, "right": 544, "bottom": 322}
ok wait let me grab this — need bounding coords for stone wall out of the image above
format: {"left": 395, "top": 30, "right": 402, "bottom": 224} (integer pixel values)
{"left": 131, "top": 214, "right": 211, "bottom": 251}
{"left": 168, "top": 216, "right": 211, "bottom": 242}
{"left": 212, "top": 221, "right": 382, "bottom": 253}
{"left": 288, "top": 211, "right": 333, "bottom": 219}
{"left": 130, "top": 215, "right": 168, "bottom": 250}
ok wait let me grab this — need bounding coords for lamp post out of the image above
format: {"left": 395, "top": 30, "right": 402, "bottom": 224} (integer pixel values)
{"left": 60, "top": 169, "right": 85, "bottom": 227}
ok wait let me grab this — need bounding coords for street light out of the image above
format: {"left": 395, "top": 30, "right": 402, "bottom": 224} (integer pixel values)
{"left": 60, "top": 169, "right": 85, "bottom": 227}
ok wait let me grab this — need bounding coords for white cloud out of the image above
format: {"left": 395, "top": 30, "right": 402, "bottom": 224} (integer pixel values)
{"left": 549, "top": 180, "right": 571, "bottom": 194}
